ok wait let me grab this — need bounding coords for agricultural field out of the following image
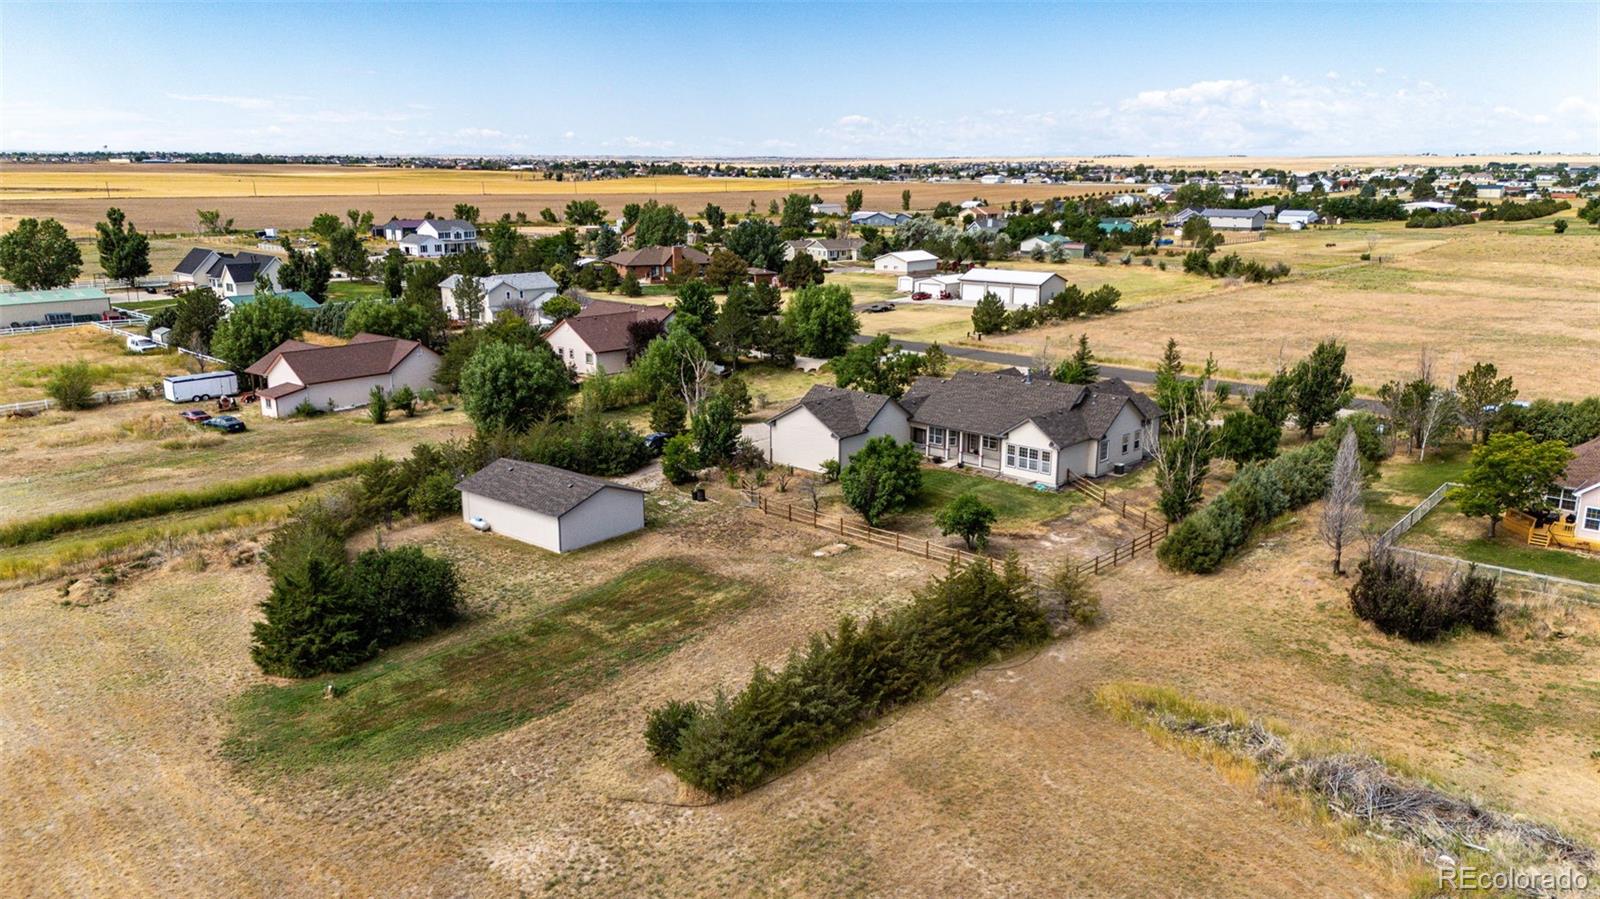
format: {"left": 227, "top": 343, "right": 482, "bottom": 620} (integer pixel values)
{"left": 5, "top": 454, "right": 1597, "bottom": 895}
{"left": 0, "top": 163, "right": 1111, "bottom": 235}
{"left": 0, "top": 325, "right": 190, "bottom": 404}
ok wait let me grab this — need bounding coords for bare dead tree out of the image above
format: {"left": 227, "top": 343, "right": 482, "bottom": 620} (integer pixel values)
{"left": 799, "top": 476, "right": 821, "bottom": 512}
{"left": 1029, "top": 337, "right": 1057, "bottom": 381}
{"left": 1320, "top": 428, "right": 1365, "bottom": 575}
{"left": 773, "top": 464, "right": 794, "bottom": 493}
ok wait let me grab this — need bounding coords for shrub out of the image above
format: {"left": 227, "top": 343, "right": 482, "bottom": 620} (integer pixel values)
{"left": 1348, "top": 553, "right": 1498, "bottom": 642}
{"left": 368, "top": 386, "right": 389, "bottom": 424}
{"left": 661, "top": 434, "right": 700, "bottom": 484}
{"left": 839, "top": 435, "right": 922, "bottom": 525}
{"left": 819, "top": 459, "right": 841, "bottom": 483}
{"left": 391, "top": 385, "right": 417, "bottom": 417}
{"left": 249, "top": 501, "right": 461, "bottom": 677}
{"left": 648, "top": 558, "right": 1047, "bottom": 796}
{"left": 1157, "top": 428, "right": 1367, "bottom": 574}
{"left": 293, "top": 398, "right": 321, "bottom": 418}
{"left": 644, "top": 699, "right": 702, "bottom": 760}
{"left": 408, "top": 469, "right": 461, "bottom": 519}
{"left": 934, "top": 492, "right": 997, "bottom": 549}
{"left": 45, "top": 361, "right": 95, "bottom": 410}
{"left": 520, "top": 417, "right": 650, "bottom": 477}
{"left": 1045, "top": 564, "right": 1101, "bottom": 629}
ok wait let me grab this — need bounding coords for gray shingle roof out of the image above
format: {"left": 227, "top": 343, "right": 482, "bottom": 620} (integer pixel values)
{"left": 1560, "top": 436, "right": 1600, "bottom": 491}
{"left": 900, "top": 371, "right": 1160, "bottom": 447}
{"left": 455, "top": 458, "right": 642, "bottom": 517}
{"left": 174, "top": 247, "right": 217, "bottom": 275}
{"left": 769, "top": 384, "right": 895, "bottom": 437}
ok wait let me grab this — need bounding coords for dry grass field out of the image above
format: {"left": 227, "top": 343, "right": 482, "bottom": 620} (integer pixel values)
{"left": 0, "top": 164, "right": 1115, "bottom": 234}
{"left": 0, "top": 326, "right": 193, "bottom": 404}
{"left": 869, "top": 215, "right": 1600, "bottom": 398}
{"left": 4, "top": 468, "right": 1596, "bottom": 896}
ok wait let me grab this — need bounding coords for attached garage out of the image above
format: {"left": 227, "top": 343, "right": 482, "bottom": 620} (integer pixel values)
{"left": 767, "top": 384, "right": 910, "bottom": 472}
{"left": 456, "top": 459, "right": 645, "bottom": 554}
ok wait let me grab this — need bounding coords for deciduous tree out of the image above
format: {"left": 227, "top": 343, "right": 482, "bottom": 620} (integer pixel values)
{"left": 1451, "top": 432, "right": 1573, "bottom": 537}
{"left": 0, "top": 217, "right": 82, "bottom": 290}
{"left": 840, "top": 435, "right": 923, "bottom": 526}
{"left": 95, "top": 207, "right": 151, "bottom": 294}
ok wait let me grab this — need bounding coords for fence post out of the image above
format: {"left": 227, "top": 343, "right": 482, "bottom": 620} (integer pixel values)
{"left": 1121, "top": 499, "right": 1127, "bottom": 519}
{"left": 925, "top": 539, "right": 930, "bottom": 559}
{"left": 839, "top": 516, "right": 844, "bottom": 537}
{"left": 786, "top": 504, "right": 792, "bottom": 522}
{"left": 1094, "top": 555, "right": 1101, "bottom": 575}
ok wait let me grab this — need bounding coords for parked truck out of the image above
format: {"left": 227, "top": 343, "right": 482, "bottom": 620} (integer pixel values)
{"left": 162, "top": 371, "right": 239, "bottom": 403}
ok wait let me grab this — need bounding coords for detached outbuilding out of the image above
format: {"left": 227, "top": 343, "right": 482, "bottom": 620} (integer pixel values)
{"left": 766, "top": 384, "right": 910, "bottom": 472}
{"left": 456, "top": 459, "right": 645, "bottom": 554}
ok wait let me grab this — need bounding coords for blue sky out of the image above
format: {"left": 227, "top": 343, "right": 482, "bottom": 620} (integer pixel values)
{"left": 3, "top": 1, "right": 1596, "bottom": 156}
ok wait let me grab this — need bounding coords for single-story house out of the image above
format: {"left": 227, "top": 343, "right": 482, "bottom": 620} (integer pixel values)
{"left": 850, "top": 211, "right": 910, "bottom": 228}
{"left": 746, "top": 266, "right": 778, "bottom": 286}
{"left": 1540, "top": 436, "right": 1600, "bottom": 546}
{"left": 0, "top": 287, "right": 114, "bottom": 328}
{"left": 766, "top": 384, "right": 910, "bottom": 472}
{"left": 1019, "top": 234, "right": 1087, "bottom": 257}
{"left": 172, "top": 248, "right": 283, "bottom": 296}
{"left": 1165, "top": 207, "right": 1203, "bottom": 229}
{"left": 1276, "top": 209, "right": 1320, "bottom": 228}
{"left": 784, "top": 237, "right": 866, "bottom": 263}
{"left": 1202, "top": 208, "right": 1267, "bottom": 231}
{"left": 456, "top": 458, "right": 645, "bottom": 554}
{"left": 439, "top": 271, "right": 560, "bottom": 324}
{"left": 874, "top": 249, "right": 939, "bottom": 276}
{"left": 222, "top": 290, "right": 319, "bottom": 314}
{"left": 1477, "top": 185, "right": 1506, "bottom": 200}
{"left": 957, "top": 268, "right": 1066, "bottom": 308}
{"left": 1401, "top": 200, "right": 1461, "bottom": 214}
{"left": 245, "top": 332, "right": 441, "bottom": 418}
{"left": 604, "top": 245, "right": 709, "bottom": 283}
{"left": 900, "top": 371, "right": 1162, "bottom": 485}
{"left": 544, "top": 299, "right": 673, "bottom": 375}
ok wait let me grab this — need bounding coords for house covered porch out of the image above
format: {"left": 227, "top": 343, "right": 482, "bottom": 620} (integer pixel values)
{"left": 911, "top": 424, "right": 1002, "bottom": 472}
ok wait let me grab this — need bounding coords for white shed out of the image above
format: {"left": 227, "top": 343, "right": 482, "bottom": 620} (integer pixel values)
{"left": 456, "top": 459, "right": 646, "bottom": 554}
{"left": 957, "top": 268, "right": 1066, "bottom": 308}
{"left": 767, "top": 384, "right": 910, "bottom": 472}
{"left": 873, "top": 250, "right": 939, "bottom": 276}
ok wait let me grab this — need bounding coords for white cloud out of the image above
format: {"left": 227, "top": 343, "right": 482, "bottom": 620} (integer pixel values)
{"left": 165, "top": 93, "right": 277, "bottom": 110}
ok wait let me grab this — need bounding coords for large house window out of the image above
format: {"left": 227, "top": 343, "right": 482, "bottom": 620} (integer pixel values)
{"left": 1586, "top": 507, "right": 1600, "bottom": 532}
{"left": 911, "top": 427, "right": 927, "bottom": 445}
{"left": 1547, "top": 487, "right": 1578, "bottom": 512}
{"left": 1006, "top": 445, "right": 1052, "bottom": 475}
{"left": 928, "top": 427, "right": 945, "bottom": 447}
{"left": 982, "top": 435, "right": 999, "bottom": 451}
{"left": 1098, "top": 437, "right": 1109, "bottom": 461}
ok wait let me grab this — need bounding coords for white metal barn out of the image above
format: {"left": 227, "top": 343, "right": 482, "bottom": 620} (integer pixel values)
{"left": 873, "top": 250, "right": 940, "bottom": 276}
{"left": 766, "top": 384, "right": 910, "bottom": 472}
{"left": 957, "top": 268, "right": 1066, "bottom": 307}
{"left": 456, "top": 459, "right": 645, "bottom": 554}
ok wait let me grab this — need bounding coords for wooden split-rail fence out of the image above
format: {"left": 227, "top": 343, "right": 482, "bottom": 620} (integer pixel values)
{"left": 754, "top": 476, "right": 1172, "bottom": 578}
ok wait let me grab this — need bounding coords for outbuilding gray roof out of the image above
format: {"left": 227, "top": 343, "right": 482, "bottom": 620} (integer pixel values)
{"left": 768, "top": 384, "right": 897, "bottom": 437}
{"left": 455, "top": 459, "right": 643, "bottom": 518}
{"left": 900, "top": 371, "right": 1161, "bottom": 448}
{"left": 1200, "top": 207, "right": 1265, "bottom": 219}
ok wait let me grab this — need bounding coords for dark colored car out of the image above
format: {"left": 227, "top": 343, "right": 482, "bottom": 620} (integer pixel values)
{"left": 910, "top": 291, "right": 931, "bottom": 301}
{"left": 202, "top": 415, "right": 247, "bottom": 433}
{"left": 643, "top": 432, "right": 668, "bottom": 456}
{"left": 180, "top": 409, "right": 211, "bottom": 423}
{"left": 863, "top": 302, "right": 896, "bottom": 313}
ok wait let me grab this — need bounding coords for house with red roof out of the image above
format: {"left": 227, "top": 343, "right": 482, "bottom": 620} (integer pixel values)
{"left": 544, "top": 300, "right": 673, "bottom": 376}
{"left": 245, "top": 332, "right": 440, "bottom": 418}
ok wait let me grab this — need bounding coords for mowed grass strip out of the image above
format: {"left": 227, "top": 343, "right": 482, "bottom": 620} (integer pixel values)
{"left": 0, "top": 464, "right": 360, "bottom": 547}
{"left": 226, "top": 558, "right": 759, "bottom": 778}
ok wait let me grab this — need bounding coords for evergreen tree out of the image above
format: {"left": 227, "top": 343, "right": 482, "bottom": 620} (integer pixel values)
{"left": 1053, "top": 334, "right": 1100, "bottom": 384}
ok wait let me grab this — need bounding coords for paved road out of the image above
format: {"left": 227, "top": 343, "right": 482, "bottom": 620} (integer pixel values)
{"left": 854, "top": 333, "right": 1385, "bottom": 413}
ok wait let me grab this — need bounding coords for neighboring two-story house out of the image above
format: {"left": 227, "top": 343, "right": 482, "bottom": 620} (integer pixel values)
{"left": 397, "top": 218, "right": 478, "bottom": 257}
{"left": 438, "top": 271, "right": 560, "bottom": 324}
{"left": 544, "top": 299, "right": 674, "bottom": 375}
{"left": 172, "top": 248, "right": 283, "bottom": 298}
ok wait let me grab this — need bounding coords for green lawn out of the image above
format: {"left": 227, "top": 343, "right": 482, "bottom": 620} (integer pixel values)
{"left": 225, "top": 558, "right": 758, "bottom": 779}
{"left": 895, "top": 468, "right": 1081, "bottom": 530}
{"left": 324, "top": 280, "right": 387, "bottom": 303}
{"left": 1362, "top": 445, "right": 1472, "bottom": 527}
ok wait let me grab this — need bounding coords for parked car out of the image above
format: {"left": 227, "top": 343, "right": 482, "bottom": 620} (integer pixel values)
{"left": 125, "top": 336, "right": 160, "bottom": 353}
{"left": 911, "top": 291, "right": 931, "bottom": 301}
{"left": 202, "top": 415, "right": 247, "bottom": 433}
{"left": 863, "top": 302, "right": 896, "bottom": 313}
{"left": 643, "top": 432, "right": 668, "bottom": 456}
{"left": 179, "top": 409, "right": 211, "bottom": 423}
